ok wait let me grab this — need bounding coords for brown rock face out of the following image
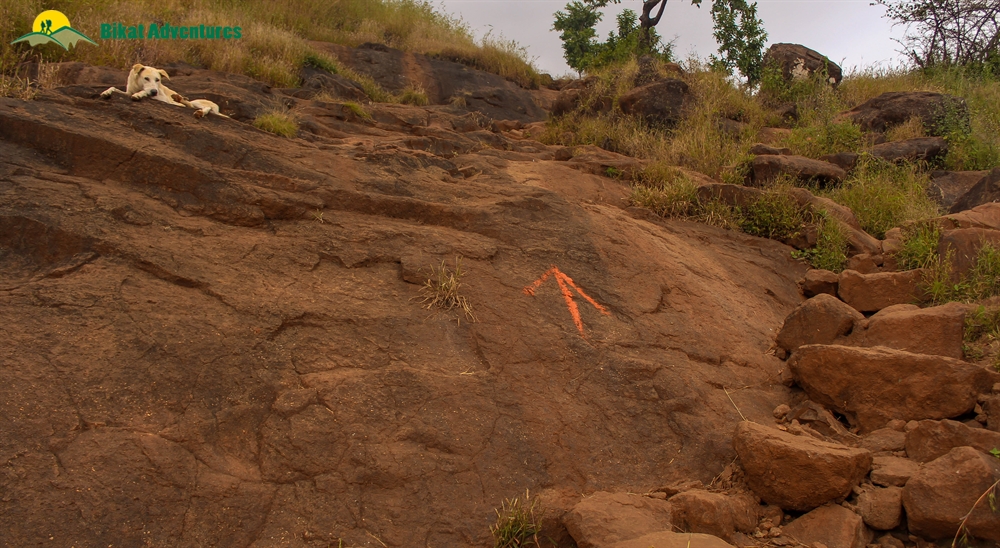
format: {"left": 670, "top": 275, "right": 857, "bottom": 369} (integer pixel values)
{"left": 903, "top": 447, "right": 1000, "bottom": 541}
{"left": 776, "top": 294, "right": 863, "bottom": 353}
{"left": 800, "top": 269, "right": 839, "bottom": 298}
{"left": 837, "top": 269, "right": 922, "bottom": 313}
{"left": 819, "top": 152, "right": 860, "bottom": 171}
{"left": 668, "top": 490, "right": 760, "bottom": 542}
{"left": 750, "top": 155, "right": 846, "bottom": 187}
{"left": 733, "top": 422, "right": 871, "bottom": 511}
{"left": 839, "top": 91, "right": 969, "bottom": 136}
{"left": 781, "top": 503, "right": 872, "bottom": 548}
{"left": 763, "top": 43, "right": 843, "bottom": 85}
{"left": 937, "top": 228, "right": 1000, "bottom": 277}
{"left": 928, "top": 170, "right": 989, "bottom": 210}
{"left": 862, "top": 301, "right": 968, "bottom": 358}
{"left": 565, "top": 492, "right": 673, "bottom": 548}
{"left": 617, "top": 79, "right": 691, "bottom": 127}
{"left": 949, "top": 166, "right": 1000, "bottom": 213}
{"left": 937, "top": 202, "right": 1000, "bottom": 230}
{"left": 789, "top": 345, "right": 997, "bottom": 432}
{"left": 613, "top": 532, "right": 735, "bottom": 548}
{"left": 859, "top": 428, "right": 906, "bottom": 453}
{"left": 870, "top": 456, "right": 921, "bottom": 487}
{"left": 870, "top": 137, "right": 948, "bottom": 163}
{"left": 696, "top": 183, "right": 765, "bottom": 209}
{"left": 904, "top": 419, "right": 1000, "bottom": 462}
{"left": 857, "top": 485, "right": 903, "bottom": 530}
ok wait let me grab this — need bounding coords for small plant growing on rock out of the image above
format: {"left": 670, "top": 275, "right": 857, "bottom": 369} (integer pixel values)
{"left": 737, "top": 188, "right": 804, "bottom": 240}
{"left": 490, "top": 490, "right": 542, "bottom": 548}
{"left": 417, "top": 257, "right": 476, "bottom": 322}
{"left": 791, "top": 210, "right": 849, "bottom": 272}
{"left": 963, "top": 305, "right": 1000, "bottom": 367}
{"left": 399, "top": 85, "right": 430, "bottom": 106}
{"left": 896, "top": 221, "right": 942, "bottom": 270}
{"left": 253, "top": 104, "right": 299, "bottom": 137}
{"left": 342, "top": 101, "right": 373, "bottom": 122}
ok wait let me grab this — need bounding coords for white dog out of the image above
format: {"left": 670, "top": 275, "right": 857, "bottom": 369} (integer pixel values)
{"left": 100, "top": 64, "right": 227, "bottom": 118}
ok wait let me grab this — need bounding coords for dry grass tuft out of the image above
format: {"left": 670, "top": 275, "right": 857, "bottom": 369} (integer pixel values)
{"left": 416, "top": 257, "right": 476, "bottom": 322}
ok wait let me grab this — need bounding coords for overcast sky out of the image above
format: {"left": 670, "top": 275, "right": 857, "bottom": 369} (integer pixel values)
{"left": 432, "top": 0, "right": 911, "bottom": 77}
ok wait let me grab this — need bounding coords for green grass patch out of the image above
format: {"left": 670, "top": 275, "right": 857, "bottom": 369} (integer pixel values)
{"left": 895, "top": 221, "right": 942, "bottom": 270}
{"left": 923, "top": 243, "right": 1000, "bottom": 304}
{"left": 341, "top": 100, "right": 373, "bottom": 121}
{"left": 780, "top": 121, "right": 863, "bottom": 158}
{"left": 253, "top": 108, "right": 298, "bottom": 137}
{"left": 791, "top": 210, "right": 849, "bottom": 272}
{"left": 738, "top": 189, "right": 805, "bottom": 241}
{"left": 398, "top": 85, "right": 429, "bottom": 106}
{"left": 490, "top": 491, "right": 541, "bottom": 548}
{"left": 964, "top": 305, "right": 1000, "bottom": 368}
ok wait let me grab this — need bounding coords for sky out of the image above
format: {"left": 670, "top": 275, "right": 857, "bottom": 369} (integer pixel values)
{"left": 432, "top": 0, "right": 912, "bottom": 77}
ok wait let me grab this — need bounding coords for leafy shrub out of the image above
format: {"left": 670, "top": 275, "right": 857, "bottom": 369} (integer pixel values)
{"left": 792, "top": 210, "right": 849, "bottom": 272}
{"left": 738, "top": 189, "right": 804, "bottom": 240}
{"left": 895, "top": 221, "right": 942, "bottom": 270}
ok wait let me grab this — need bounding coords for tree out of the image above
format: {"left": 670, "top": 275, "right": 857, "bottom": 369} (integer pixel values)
{"left": 709, "top": 0, "right": 768, "bottom": 85}
{"left": 553, "top": 1, "right": 673, "bottom": 74}
{"left": 875, "top": 0, "right": 1000, "bottom": 68}
{"left": 553, "top": 1, "right": 604, "bottom": 74}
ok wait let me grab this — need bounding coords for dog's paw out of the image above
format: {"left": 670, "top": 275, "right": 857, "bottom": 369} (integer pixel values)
{"left": 100, "top": 90, "right": 112, "bottom": 99}
{"left": 171, "top": 93, "right": 187, "bottom": 103}
{"left": 130, "top": 92, "right": 144, "bottom": 100}
{"left": 194, "top": 110, "right": 205, "bottom": 119}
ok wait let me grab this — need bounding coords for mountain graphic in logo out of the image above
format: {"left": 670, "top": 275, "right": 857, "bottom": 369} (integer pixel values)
{"left": 10, "top": 10, "right": 97, "bottom": 50}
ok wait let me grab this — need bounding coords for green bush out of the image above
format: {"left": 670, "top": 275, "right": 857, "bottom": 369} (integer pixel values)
{"left": 781, "top": 121, "right": 863, "bottom": 158}
{"left": 895, "top": 221, "right": 942, "bottom": 270}
{"left": 792, "top": 211, "right": 849, "bottom": 272}
{"left": 738, "top": 190, "right": 804, "bottom": 240}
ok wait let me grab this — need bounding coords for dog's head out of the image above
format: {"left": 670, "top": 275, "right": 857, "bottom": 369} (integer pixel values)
{"left": 129, "top": 64, "right": 170, "bottom": 97}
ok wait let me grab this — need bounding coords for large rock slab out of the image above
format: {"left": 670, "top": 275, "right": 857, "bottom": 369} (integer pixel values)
{"left": 862, "top": 301, "right": 968, "bottom": 358}
{"left": 903, "top": 446, "right": 1000, "bottom": 541}
{"left": 799, "top": 269, "right": 839, "bottom": 298}
{"left": 763, "top": 43, "right": 843, "bottom": 86}
{"left": 776, "top": 293, "right": 863, "bottom": 353}
{"left": 928, "top": 170, "right": 989, "bottom": 210}
{"left": 949, "top": 166, "right": 1000, "bottom": 213}
{"left": 565, "top": 491, "right": 674, "bottom": 548}
{"left": 782, "top": 503, "right": 871, "bottom": 548}
{"left": 839, "top": 91, "right": 969, "bottom": 136}
{"left": 733, "top": 422, "right": 871, "bottom": 511}
{"left": 837, "top": 269, "right": 922, "bottom": 313}
{"left": 668, "top": 490, "right": 760, "bottom": 542}
{"left": 937, "top": 202, "right": 1000, "bottom": 231}
{"left": 870, "top": 456, "right": 920, "bottom": 487}
{"left": 937, "top": 227, "right": 1000, "bottom": 277}
{"left": 613, "top": 531, "right": 735, "bottom": 548}
{"left": 904, "top": 419, "right": 1000, "bottom": 462}
{"left": 789, "top": 345, "right": 998, "bottom": 432}
{"left": 617, "top": 79, "right": 691, "bottom": 127}
{"left": 870, "top": 137, "right": 947, "bottom": 163}
{"left": 750, "top": 155, "right": 846, "bottom": 187}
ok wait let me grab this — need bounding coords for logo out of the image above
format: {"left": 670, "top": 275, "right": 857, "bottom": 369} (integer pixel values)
{"left": 10, "top": 10, "right": 97, "bottom": 50}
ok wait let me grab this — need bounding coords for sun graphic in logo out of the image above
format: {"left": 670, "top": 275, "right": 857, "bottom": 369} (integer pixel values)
{"left": 11, "top": 9, "right": 96, "bottom": 50}
{"left": 32, "top": 10, "right": 72, "bottom": 35}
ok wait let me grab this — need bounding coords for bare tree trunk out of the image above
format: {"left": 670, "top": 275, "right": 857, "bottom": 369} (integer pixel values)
{"left": 639, "top": 0, "right": 669, "bottom": 50}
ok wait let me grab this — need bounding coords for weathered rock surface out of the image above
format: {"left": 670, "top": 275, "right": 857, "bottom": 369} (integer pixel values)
{"left": 800, "top": 269, "right": 839, "bottom": 297}
{"left": 782, "top": 503, "right": 872, "bottom": 548}
{"left": 763, "top": 43, "right": 843, "bottom": 86}
{"left": 750, "top": 154, "right": 846, "bottom": 186}
{"left": 870, "top": 137, "right": 948, "bottom": 163}
{"left": 613, "top": 531, "right": 735, "bottom": 548}
{"left": 789, "top": 345, "right": 997, "bottom": 432}
{"left": 819, "top": 152, "right": 860, "bottom": 171}
{"left": 776, "top": 294, "right": 863, "bottom": 353}
{"left": 949, "top": 166, "right": 1000, "bottom": 213}
{"left": 904, "top": 419, "right": 1000, "bottom": 462}
{"left": 733, "top": 422, "right": 871, "bottom": 511}
{"left": 857, "top": 485, "right": 903, "bottom": 530}
{"left": 861, "top": 301, "right": 968, "bottom": 358}
{"left": 936, "top": 202, "right": 1000, "bottom": 230}
{"left": 859, "top": 428, "right": 906, "bottom": 453}
{"left": 668, "top": 490, "right": 760, "bottom": 542}
{"left": 870, "top": 456, "right": 920, "bottom": 487}
{"left": 696, "top": 183, "right": 764, "bottom": 209}
{"left": 0, "top": 60, "right": 812, "bottom": 546}
{"left": 903, "top": 446, "right": 1000, "bottom": 541}
{"left": 839, "top": 91, "right": 969, "bottom": 136}
{"left": 837, "top": 269, "right": 922, "bottom": 313}
{"left": 928, "top": 170, "right": 989, "bottom": 210}
{"left": 565, "top": 492, "right": 674, "bottom": 548}
{"left": 617, "top": 78, "right": 691, "bottom": 127}
{"left": 937, "top": 227, "right": 1000, "bottom": 277}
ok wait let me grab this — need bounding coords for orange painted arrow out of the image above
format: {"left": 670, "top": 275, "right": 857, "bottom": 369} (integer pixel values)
{"left": 523, "top": 266, "right": 610, "bottom": 335}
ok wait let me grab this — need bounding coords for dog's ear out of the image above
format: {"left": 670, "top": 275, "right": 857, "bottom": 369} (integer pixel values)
{"left": 157, "top": 69, "right": 170, "bottom": 81}
{"left": 130, "top": 63, "right": 144, "bottom": 75}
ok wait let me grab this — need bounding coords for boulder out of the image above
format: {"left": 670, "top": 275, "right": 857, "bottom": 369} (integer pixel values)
{"left": 613, "top": 532, "right": 735, "bottom": 548}
{"left": 758, "top": 127, "right": 792, "bottom": 144}
{"left": 859, "top": 428, "right": 906, "bottom": 453}
{"left": 617, "top": 79, "right": 691, "bottom": 127}
{"left": 564, "top": 491, "right": 674, "bottom": 548}
{"left": 786, "top": 188, "right": 862, "bottom": 230}
{"left": 763, "top": 43, "right": 843, "bottom": 86}
{"left": 781, "top": 503, "right": 872, "bottom": 548}
{"left": 902, "top": 446, "right": 1000, "bottom": 541}
{"left": 937, "top": 228, "right": 1000, "bottom": 277}
{"left": 837, "top": 269, "right": 922, "bottom": 313}
{"left": 668, "top": 490, "right": 760, "bottom": 542}
{"left": 857, "top": 485, "right": 903, "bottom": 530}
{"left": 749, "top": 143, "right": 792, "bottom": 156}
{"left": 799, "top": 269, "right": 839, "bottom": 298}
{"left": 949, "top": 166, "right": 1000, "bottom": 213}
{"left": 750, "top": 155, "right": 846, "bottom": 187}
{"left": 928, "top": 170, "right": 989, "bottom": 210}
{"left": 862, "top": 301, "right": 968, "bottom": 358}
{"left": 904, "top": 419, "right": 1000, "bottom": 462}
{"left": 784, "top": 400, "right": 856, "bottom": 442}
{"left": 733, "top": 421, "right": 872, "bottom": 511}
{"left": 789, "top": 345, "right": 998, "bottom": 432}
{"left": 936, "top": 202, "right": 1000, "bottom": 231}
{"left": 845, "top": 253, "right": 879, "bottom": 274}
{"left": 838, "top": 91, "right": 969, "bottom": 136}
{"left": 985, "top": 395, "right": 1000, "bottom": 432}
{"left": 696, "top": 183, "right": 765, "bottom": 209}
{"left": 776, "top": 294, "right": 864, "bottom": 354}
{"left": 870, "top": 456, "right": 920, "bottom": 487}
{"left": 819, "top": 152, "right": 860, "bottom": 172}
{"left": 870, "top": 137, "right": 948, "bottom": 163}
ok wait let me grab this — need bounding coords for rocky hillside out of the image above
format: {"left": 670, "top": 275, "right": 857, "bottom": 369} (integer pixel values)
{"left": 1, "top": 44, "right": 999, "bottom": 548}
